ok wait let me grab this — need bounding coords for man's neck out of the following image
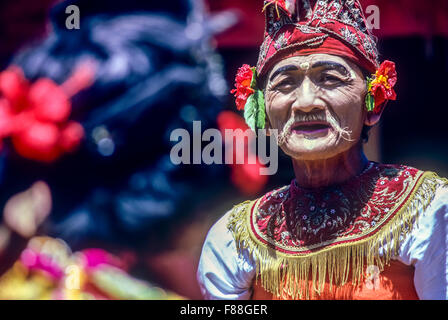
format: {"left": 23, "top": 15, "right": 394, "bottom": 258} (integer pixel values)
{"left": 292, "top": 144, "right": 369, "bottom": 189}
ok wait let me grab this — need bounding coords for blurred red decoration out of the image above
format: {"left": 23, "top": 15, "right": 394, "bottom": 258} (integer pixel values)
{"left": 217, "top": 110, "right": 268, "bottom": 196}
{"left": 0, "top": 64, "right": 94, "bottom": 162}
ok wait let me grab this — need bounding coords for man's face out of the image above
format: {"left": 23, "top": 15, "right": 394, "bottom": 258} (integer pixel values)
{"left": 264, "top": 54, "right": 367, "bottom": 161}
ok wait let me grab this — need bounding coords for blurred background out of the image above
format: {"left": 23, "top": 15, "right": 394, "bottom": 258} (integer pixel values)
{"left": 0, "top": 0, "right": 446, "bottom": 299}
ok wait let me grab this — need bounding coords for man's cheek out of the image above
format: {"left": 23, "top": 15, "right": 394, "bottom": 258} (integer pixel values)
{"left": 327, "top": 94, "right": 364, "bottom": 121}
{"left": 266, "top": 105, "right": 286, "bottom": 128}
{"left": 326, "top": 89, "right": 358, "bottom": 105}
{"left": 270, "top": 103, "right": 293, "bottom": 125}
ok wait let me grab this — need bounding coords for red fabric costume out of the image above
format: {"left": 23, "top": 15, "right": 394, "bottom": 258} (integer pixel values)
{"left": 229, "top": 162, "right": 437, "bottom": 299}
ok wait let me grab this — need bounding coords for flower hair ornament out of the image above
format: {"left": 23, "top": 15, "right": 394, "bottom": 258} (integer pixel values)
{"left": 365, "top": 60, "right": 397, "bottom": 114}
{"left": 230, "top": 64, "right": 266, "bottom": 131}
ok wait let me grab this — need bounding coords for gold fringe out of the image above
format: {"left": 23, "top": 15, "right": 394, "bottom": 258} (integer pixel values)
{"left": 227, "top": 172, "right": 448, "bottom": 300}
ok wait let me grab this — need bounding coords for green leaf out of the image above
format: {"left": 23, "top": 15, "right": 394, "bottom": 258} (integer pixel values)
{"left": 244, "top": 89, "right": 266, "bottom": 132}
{"left": 244, "top": 68, "right": 266, "bottom": 132}
{"left": 244, "top": 93, "right": 257, "bottom": 131}
{"left": 255, "top": 90, "right": 266, "bottom": 130}
{"left": 365, "top": 76, "right": 375, "bottom": 112}
{"left": 365, "top": 93, "right": 375, "bottom": 112}
{"left": 250, "top": 67, "right": 257, "bottom": 89}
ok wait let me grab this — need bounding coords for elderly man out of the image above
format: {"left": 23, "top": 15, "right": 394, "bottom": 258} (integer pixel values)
{"left": 197, "top": 0, "right": 448, "bottom": 300}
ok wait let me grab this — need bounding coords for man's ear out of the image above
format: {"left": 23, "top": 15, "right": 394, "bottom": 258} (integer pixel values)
{"left": 364, "top": 102, "right": 386, "bottom": 126}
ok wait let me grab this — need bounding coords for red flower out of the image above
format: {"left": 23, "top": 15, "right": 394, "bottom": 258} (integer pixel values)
{"left": 230, "top": 64, "right": 255, "bottom": 111}
{"left": 0, "top": 65, "right": 90, "bottom": 162}
{"left": 368, "top": 60, "right": 397, "bottom": 112}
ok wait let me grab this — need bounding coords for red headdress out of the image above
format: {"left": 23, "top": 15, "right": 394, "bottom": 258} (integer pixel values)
{"left": 257, "top": 0, "right": 380, "bottom": 77}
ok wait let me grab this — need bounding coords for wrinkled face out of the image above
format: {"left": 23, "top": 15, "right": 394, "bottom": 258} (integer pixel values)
{"left": 265, "top": 54, "right": 368, "bottom": 161}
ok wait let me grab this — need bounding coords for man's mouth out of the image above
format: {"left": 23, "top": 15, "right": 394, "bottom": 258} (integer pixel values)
{"left": 291, "top": 121, "right": 331, "bottom": 135}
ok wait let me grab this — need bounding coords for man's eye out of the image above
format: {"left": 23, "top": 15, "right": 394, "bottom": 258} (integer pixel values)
{"left": 320, "top": 74, "right": 343, "bottom": 84}
{"left": 274, "top": 79, "right": 295, "bottom": 91}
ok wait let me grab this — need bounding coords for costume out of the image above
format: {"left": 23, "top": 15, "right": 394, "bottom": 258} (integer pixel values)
{"left": 198, "top": 162, "right": 448, "bottom": 299}
{"left": 197, "top": 1, "right": 448, "bottom": 300}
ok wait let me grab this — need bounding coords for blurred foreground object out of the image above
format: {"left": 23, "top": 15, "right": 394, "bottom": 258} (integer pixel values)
{"left": 0, "top": 237, "right": 182, "bottom": 299}
{"left": 3, "top": 181, "right": 51, "bottom": 238}
{"left": 0, "top": 182, "right": 52, "bottom": 277}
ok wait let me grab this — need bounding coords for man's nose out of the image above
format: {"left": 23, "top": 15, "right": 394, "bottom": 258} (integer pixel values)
{"left": 291, "top": 77, "right": 323, "bottom": 113}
